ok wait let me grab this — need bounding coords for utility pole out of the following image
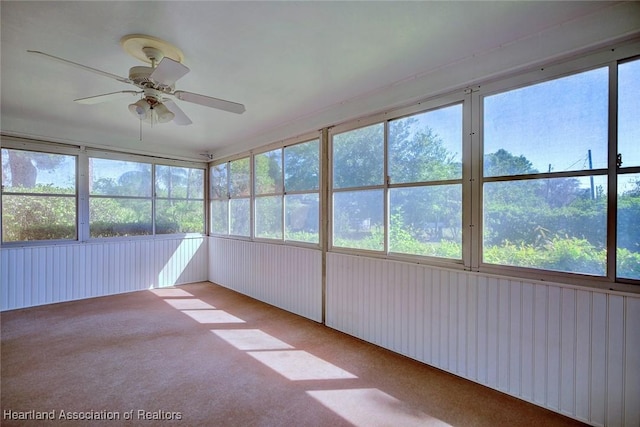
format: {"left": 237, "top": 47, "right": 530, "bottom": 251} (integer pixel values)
{"left": 588, "top": 149, "right": 595, "bottom": 200}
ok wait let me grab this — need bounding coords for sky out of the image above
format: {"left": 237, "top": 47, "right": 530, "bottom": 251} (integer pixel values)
{"left": 410, "top": 58, "right": 639, "bottom": 192}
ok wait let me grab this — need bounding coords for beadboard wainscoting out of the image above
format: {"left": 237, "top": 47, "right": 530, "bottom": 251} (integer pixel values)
{"left": 326, "top": 253, "right": 639, "bottom": 427}
{"left": 208, "top": 237, "right": 322, "bottom": 322}
{"left": 0, "top": 236, "right": 207, "bottom": 311}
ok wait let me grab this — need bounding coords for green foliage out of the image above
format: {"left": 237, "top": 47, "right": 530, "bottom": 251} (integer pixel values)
{"left": 2, "top": 191, "right": 76, "bottom": 241}
{"left": 284, "top": 140, "right": 319, "bottom": 191}
{"left": 617, "top": 248, "right": 640, "bottom": 278}
{"left": 230, "top": 158, "right": 251, "bottom": 197}
{"left": 484, "top": 237, "right": 608, "bottom": 276}
{"left": 254, "top": 150, "right": 282, "bottom": 194}
{"left": 484, "top": 148, "right": 537, "bottom": 176}
{"left": 286, "top": 230, "right": 319, "bottom": 244}
{"left": 156, "top": 200, "right": 204, "bottom": 234}
{"left": 617, "top": 194, "right": 640, "bottom": 252}
{"left": 389, "top": 124, "right": 461, "bottom": 182}
{"left": 333, "top": 123, "right": 384, "bottom": 188}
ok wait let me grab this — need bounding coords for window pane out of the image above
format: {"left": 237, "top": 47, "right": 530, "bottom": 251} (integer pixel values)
{"left": 211, "top": 163, "right": 228, "bottom": 199}
{"left": 333, "top": 189, "right": 383, "bottom": 250}
{"left": 230, "top": 198, "right": 250, "bottom": 236}
{"left": 156, "top": 166, "right": 204, "bottom": 199}
{"left": 211, "top": 199, "right": 229, "bottom": 235}
{"left": 483, "top": 176, "right": 607, "bottom": 275}
{"left": 618, "top": 173, "right": 640, "bottom": 280}
{"left": 156, "top": 200, "right": 204, "bottom": 234}
{"left": 389, "top": 185, "right": 461, "bottom": 258}
{"left": 255, "top": 196, "right": 282, "bottom": 239}
{"left": 255, "top": 149, "right": 283, "bottom": 195}
{"left": 285, "top": 194, "right": 319, "bottom": 243}
{"left": 389, "top": 104, "right": 462, "bottom": 184}
{"left": 1, "top": 149, "right": 75, "bottom": 194}
{"left": 90, "top": 198, "right": 152, "bottom": 237}
{"left": 484, "top": 67, "right": 608, "bottom": 176}
{"left": 333, "top": 123, "right": 384, "bottom": 188}
{"left": 89, "top": 158, "right": 151, "bottom": 197}
{"left": 2, "top": 195, "right": 75, "bottom": 241}
{"left": 619, "top": 59, "right": 640, "bottom": 168}
{"left": 285, "top": 140, "right": 319, "bottom": 191}
{"left": 229, "top": 158, "right": 250, "bottom": 197}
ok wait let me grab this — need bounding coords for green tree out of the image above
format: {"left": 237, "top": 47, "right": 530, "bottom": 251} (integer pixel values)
{"left": 3, "top": 150, "right": 65, "bottom": 188}
{"left": 284, "top": 140, "right": 319, "bottom": 191}
{"left": 484, "top": 148, "right": 537, "bottom": 176}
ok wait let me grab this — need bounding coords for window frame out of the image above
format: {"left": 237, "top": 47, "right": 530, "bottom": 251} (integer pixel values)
{"left": 328, "top": 93, "right": 469, "bottom": 267}
{"left": 209, "top": 155, "right": 253, "bottom": 240}
{"left": 154, "top": 163, "right": 206, "bottom": 235}
{"left": 253, "top": 147, "right": 284, "bottom": 240}
{"left": 86, "top": 151, "right": 207, "bottom": 240}
{"left": 472, "top": 44, "right": 640, "bottom": 288}
{"left": 87, "top": 155, "right": 154, "bottom": 239}
{"left": 209, "top": 133, "right": 322, "bottom": 248}
{"left": 1, "top": 141, "right": 79, "bottom": 245}
{"left": 0, "top": 138, "right": 207, "bottom": 246}
{"left": 283, "top": 139, "right": 321, "bottom": 245}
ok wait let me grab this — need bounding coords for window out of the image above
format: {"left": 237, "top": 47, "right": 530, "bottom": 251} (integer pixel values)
{"left": 254, "top": 149, "right": 283, "bottom": 239}
{"left": 388, "top": 105, "right": 463, "bottom": 258}
{"left": 482, "top": 67, "right": 609, "bottom": 275}
{"left": 89, "top": 158, "right": 152, "bottom": 237}
{"left": 210, "top": 139, "right": 320, "bottom": 244}
{"left": 230, "top": 158, "right": 251, "bottom": 236}
{"left": 1, "top": 148, "right": 76, "bottom": 242}
{"left": 331, "top": 103, "right": 463, "bottom": 259}
{"left": 332, "top": 123, "right": 385, "bottom": 250}
{"left": 210, "top": 163, "right": 229, "bottom": 235}
{"left": 284, "top": 140, "right": 319, "bottom": 243}
{"left": 253, "top": 139, "right": 320, "bottom": 243}
{"left": 155, "top": 165, "right": 205, "bottom": 234}
{"left": 210, "top": 157, "right": 251, "bottom": 237}
{"left": 617, "top": 58, "right": 640, "bottom": 280}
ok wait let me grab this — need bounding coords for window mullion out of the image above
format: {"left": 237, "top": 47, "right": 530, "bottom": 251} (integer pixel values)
{"left": 77, "top": 148, "right": 89, "bottom": 242}
{"left": 281, "top": 148, "right": 285, "bottom": 241}
{"left": 469, "top": 90, "right": 482, "bottom": 271}
{"left": 250, "top": 154, "right": 255, "bottom": 240}
{"left": 383, "top": 120, "right": 389, "bottom": 255}
{"left": 608, "top": 61, "right": 619, "bottom": 281}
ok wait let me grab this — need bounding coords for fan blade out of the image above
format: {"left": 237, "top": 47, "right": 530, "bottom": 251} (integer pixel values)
{"left": 74, "top": 91, "right": 141, "bottom": 105}
{"left": 27, "top": 50, "right": 132, "bottom": 84}
{"left": 173, "top": 90, "right": 245, "bottom": 114}
{"left": 163, "top": 100, "right": 192, "bottom": 126}
{"left": 150, "top": 57, "right": 190, "bottom": 87}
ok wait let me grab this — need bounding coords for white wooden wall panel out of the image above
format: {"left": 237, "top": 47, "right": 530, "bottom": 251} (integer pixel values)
{"left": 208, "top": 237, "right": 322, "bottom": 322}
{"left": 0, "top": 237, "right": 207, "bottom": 311}
{"left": 326, "top": 253, "right": 640, "bottom": 427}
{"left": 625, "top": 297, "right": 640, "bottom": 427}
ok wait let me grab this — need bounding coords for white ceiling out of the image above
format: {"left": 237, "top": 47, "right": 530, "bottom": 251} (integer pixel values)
{"left": 1, "top": 1, "right": 639, "bottom": 161}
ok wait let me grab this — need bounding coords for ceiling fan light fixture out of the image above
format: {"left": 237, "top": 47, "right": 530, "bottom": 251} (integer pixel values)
{"left": 154, "top": 102, "right": 175, "bottom": 123}
{"left": 128, "top": 99, "right": 149, "bottom": 118}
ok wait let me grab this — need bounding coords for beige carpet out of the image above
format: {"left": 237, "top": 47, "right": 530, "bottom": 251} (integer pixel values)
{"left": 1, "top": 282, "right": 586, "bottom": 426}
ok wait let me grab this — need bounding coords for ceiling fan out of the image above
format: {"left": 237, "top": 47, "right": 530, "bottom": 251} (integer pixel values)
{"left": 28, "top": 34, "right": 245, "bottom": 126}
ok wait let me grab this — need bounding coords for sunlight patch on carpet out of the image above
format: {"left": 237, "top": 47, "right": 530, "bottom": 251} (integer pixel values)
{"left": 149, "top": 288, "right": 194, "bottom": 297}
{"left": 211, "top": 329, "right": 294, "bottom": 351}
{"left": 307, "top": 388, "right": 451, "bottom": 427}
{"left": 163, "top": 298, "right": 216, "bottom": 310}
{"left": 247, "top": 350, "right": 357, "bottom": 381}
{"left": 181, "top": 309, "right": 245, "bottom": 324}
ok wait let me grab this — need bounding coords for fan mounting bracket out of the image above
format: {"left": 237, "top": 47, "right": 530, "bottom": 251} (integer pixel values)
{"left": 120, "top": 34, "right": 184, "bottom": 65}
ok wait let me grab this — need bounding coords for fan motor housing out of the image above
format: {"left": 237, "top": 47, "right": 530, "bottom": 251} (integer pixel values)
{"left": 128, "top": 66, "right": 173, "bottom": 93}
